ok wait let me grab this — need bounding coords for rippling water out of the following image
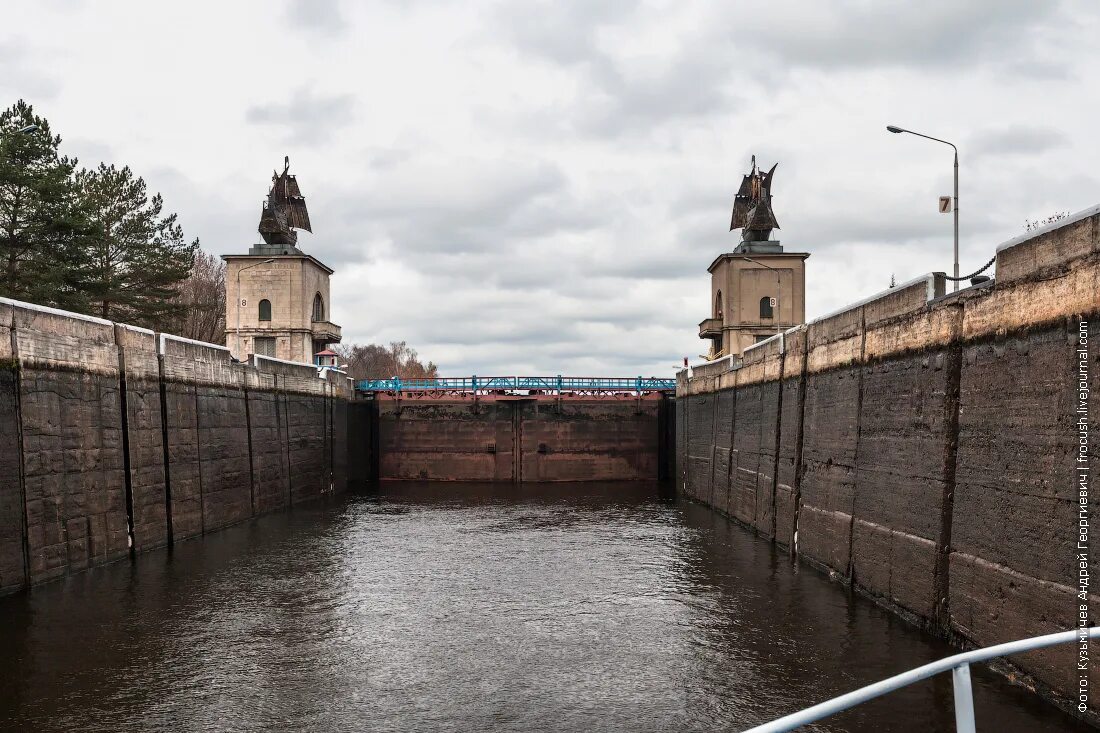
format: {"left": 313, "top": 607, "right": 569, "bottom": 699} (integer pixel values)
{"left": 0, "top": 483, "right": 1085, "bottom": 732}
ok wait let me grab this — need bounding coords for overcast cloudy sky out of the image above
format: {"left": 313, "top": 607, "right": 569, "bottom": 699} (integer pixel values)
{"left": 4, "top": 1, "right": 1098, "bottom": 375}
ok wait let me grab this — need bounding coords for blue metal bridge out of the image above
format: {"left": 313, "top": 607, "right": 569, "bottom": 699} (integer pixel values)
{"left": 354, "top": 375, "right": 676, "bottom": 395}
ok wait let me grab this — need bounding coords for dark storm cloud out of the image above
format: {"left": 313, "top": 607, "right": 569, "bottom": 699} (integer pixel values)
{"left": 246, "top": 88, "right": 355, "bottom": 144}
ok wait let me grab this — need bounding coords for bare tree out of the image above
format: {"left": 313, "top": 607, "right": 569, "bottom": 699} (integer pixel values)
{"left": 1025, "top": 211, "right": 1069, "bottom": 232}
{"left": 334, "top": 341, "right": 438, "bottom": 381}
{"left": 172, "top": 249, "right": 225, "bottom": 344}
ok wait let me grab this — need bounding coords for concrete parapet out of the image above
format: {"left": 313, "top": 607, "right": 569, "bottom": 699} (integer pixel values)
{"left": 962, "top": 254, "right": 1098, "bottom": 341}
{"left": 159, "top": 333, "right": 243, "bottom": 388}
{"left": 253, "top": 354, "right": 323, "bottom": 389}
{"left": 8, "top": 298, "right": 117, "bottom": 374}
{"left": 995, "top": 204, "right": 1100, "bottom": 285}
{"left": 864, "top": 300, "right": 962, "bottom": 363}
{"left": 863, "top": 274, "right": 944, "bottom": 328}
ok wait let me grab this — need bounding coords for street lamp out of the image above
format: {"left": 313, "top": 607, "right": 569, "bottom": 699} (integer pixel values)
{"left": 741, "top": 256, "right": 783, "bottom": 339}
{"left": 235, "top": 258, "right": 275, "bottom": 358}
{"left": 18, "top": 124, "right": 38, "bottom": 135}
{"left": 887, "top": 124, "right": 960, "bottom": 291}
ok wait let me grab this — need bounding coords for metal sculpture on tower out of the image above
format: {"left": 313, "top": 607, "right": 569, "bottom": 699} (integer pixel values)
{"left": 730, "top": 156, "right": 779, "bottom": 242}
{"left": 258, "top": 156, "right": 312, "bottom": 246}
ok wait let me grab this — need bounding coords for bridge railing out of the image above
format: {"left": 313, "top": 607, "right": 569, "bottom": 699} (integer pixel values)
{"left": 742, "top": 627, "right": 1098, "bottom": 733}
{"left": 354, "top": 375, "right": 677, "bottom": 394}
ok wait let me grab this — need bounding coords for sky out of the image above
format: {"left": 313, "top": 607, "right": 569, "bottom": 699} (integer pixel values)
{"left": 3, "top": 0, "right": 1098, "bottom": 376}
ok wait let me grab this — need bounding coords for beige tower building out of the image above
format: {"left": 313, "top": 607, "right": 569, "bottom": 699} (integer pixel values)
{"left": 224, "top": 252, "right": 341, "bottom": 363}
{"left": 698, "top": 156, "right": 808, "bottom": 360}
{"left": 698, "top": 245, "right": 808, "bottom": 359}
{"left": 223, "top": 158, "right": 341, "bottom": 364}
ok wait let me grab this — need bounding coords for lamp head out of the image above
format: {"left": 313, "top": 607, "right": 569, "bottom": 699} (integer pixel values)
{"left": 18, "top": 124, "right": 38, "bottom": 135}
{"left": 886, "top": 125, "right": 904, "bottom": 134}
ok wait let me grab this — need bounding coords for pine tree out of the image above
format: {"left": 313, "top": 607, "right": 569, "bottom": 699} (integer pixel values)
{"left": 75, "top": 163, "right": 198, "bottom": 328}
{"left": 0, "top": 100, "right": 90, "bottom": 309}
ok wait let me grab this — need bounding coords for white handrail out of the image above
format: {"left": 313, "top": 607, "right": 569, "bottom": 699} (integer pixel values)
{"left": 743, "top": 627, "right": 1097, "bottom": 733}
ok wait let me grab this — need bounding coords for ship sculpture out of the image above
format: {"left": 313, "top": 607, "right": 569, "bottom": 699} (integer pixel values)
{"left": 258, "top": 156, "right": 312, "bottom": 246}
{"left": 730, "top": 156, "right": 779, "bottom": 242}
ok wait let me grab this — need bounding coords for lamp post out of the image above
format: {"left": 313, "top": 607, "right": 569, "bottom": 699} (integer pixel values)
{"left": 741, "top": 256, "right": 783, "bottom": 339}
{"left": 887, "top": 124, "right": 959, "bottom": 292}
{"left": 235, "top": 258, "right": 275, "bottom": 358}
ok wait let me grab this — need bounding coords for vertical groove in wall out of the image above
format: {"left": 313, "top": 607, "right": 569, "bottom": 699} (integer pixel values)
{"left": 371, "top": 399, "right": 381, "bottom": 483}
{"left": 157, "top": 354, "right": 173, "bottom": 546}
{"left": 193, "top": 384, "right": 205, "bottom": 535}
{"left": 116, "top": 347, "right": 136, "bottom": 555}
{"left": 657, "top": 395, "right": 665, "bottom": 480}
{"left": 769, "top": 352, "right": 785, "bottom": 539}
{"left": 791, "top": 339, "right": 808, "bottom": 557}
{"left": 846, "top": 310, "right": 868, "bottom": 580}
{"left": 243, "top": 385, "right": 256, "bottom": 516}
{"left": 280, "top": 378, "right": 292, "bottom": 506}
{"left": 320, "top": 387, "right": 328, "bottom": 491}
{"left": 327, "top": 386, "right": 335, "bottom": 490}
{"left": 726, "top": 382, "right": 738, "bottom": 514}
{"left": 681, "top": 394, "right": 690, "bottom": 492}
{"left": 657, "top": 395, "right": 668, "bottom": 480}
{"left": 10, "top": 324, "right": 30, "bottom": 588}
{"left": 707, "top": 390, "right": 719, "bottom": 506}
{"left": 511, "top": 402, "right": 522, "bottom": 482}
{"left": 934, "top": 309, "right": 965, "bottom": 626}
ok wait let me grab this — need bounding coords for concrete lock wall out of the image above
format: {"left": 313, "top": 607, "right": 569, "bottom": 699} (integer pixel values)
{"left": 677, "top": 206, "right": 1100, "bottom": 715}
{"left": 363, "top": 395, "right": 669, "bottom": 482}
{"left": 0, "top": 299, "right": 351, "bottom": 595}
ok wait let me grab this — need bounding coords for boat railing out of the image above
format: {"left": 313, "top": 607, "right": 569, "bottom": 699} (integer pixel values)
{"left": 743, "top": 627, "right": 1097, "bottom": 733}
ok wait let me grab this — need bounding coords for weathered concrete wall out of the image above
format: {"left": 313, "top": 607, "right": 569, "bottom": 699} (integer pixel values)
{"left": 347, "top": 400, "right": 379, "bottom": 486}
{"left": 116, "top": 324, "right": 168, "bottom": 552}
{"left": 371, "top": 395, "right": 666, "bottom": 481}
{"left": 677, "top": 206, "right": 1100, "bottom": 717}
{"left": 257, "top": 358, "right": 342, "bottom": 499}
{"left": 11, "top": 303, "right": 129, "bottom": 585}
{"left": 245, "top": 370, "right": 291, "bottom": 514}
{"left": 0, "top": 302, "right": 26, "bottom": 594}
{"left": 160, "top": 336, "right": 252, "bottom": 538}
{"left": 0, "top": 300, "right": 351, "bottom": 595}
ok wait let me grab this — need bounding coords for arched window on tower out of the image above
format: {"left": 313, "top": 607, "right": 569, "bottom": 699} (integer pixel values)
{"left": 714, "top": 290, "right": 723, "bottom": 318}
{"left": 759, "top": 296, "right": 774, "bottom": 320}
{"left": 258, "top": 299, "right": 272, "bottom": 322}
{"left": 312, "top": 292, "right": 325, "bottom": 322}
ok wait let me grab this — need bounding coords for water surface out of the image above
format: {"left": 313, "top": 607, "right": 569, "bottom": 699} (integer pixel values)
{"left": 0, "top": 482, "right": 1084, "bottom": 732}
